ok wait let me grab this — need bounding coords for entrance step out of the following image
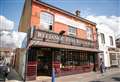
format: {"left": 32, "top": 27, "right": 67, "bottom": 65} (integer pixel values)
{"left": 36, "top": 76, "right": 51, "bottom": 81}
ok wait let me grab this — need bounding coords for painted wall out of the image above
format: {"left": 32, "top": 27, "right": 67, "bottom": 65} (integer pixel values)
{"left": 15, "top": 48, "right": 26, "bottom": 79}
{"left": 18, "top": 0, "right": 32, "bottom": 32}
{"left": 18, "top": 49, "right": 26, "bottom": 79}
{"left": 97, "top": 24, "right": 116, "bottom": 67}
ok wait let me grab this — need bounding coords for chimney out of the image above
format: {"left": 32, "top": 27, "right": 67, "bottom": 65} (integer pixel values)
{"left": 75, "top": 10, "right": 80, "bottom": 17}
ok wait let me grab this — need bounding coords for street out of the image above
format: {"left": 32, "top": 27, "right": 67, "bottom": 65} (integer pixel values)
{"left": 91, "top": 73, "right": 120, "bottom": 82}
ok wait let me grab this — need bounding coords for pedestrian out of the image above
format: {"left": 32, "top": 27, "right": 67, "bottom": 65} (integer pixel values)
{"left": 100, "top": 59, "right": 105, "bottom": 75}
{"left": 2, "top": 63, "right": 10, "bottom": 81}
{"left": 100, "top": 62, "right": 104, "bottom": 73}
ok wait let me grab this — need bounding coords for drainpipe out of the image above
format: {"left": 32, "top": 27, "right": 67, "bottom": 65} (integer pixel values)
{"left": 23, "top": 27, "right": 34, "bottom": 82}
{"left": 95, "top": 28, "right": 100, "bottom": 70}
{"left": 23, "top": 48, "right": 29, "bottom": 82}
{"left": 52, "top": 48, "right": 55, "bottom": 82}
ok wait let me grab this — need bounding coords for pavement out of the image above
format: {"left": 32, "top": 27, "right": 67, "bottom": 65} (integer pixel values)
{"left": 52, "top": 68, "right": 120, "bottom": 82}
{"left": 32, "top": 68, "right": 120, "bottom": 82}
{"left": 91, "top": 72, "right": 120, "bottom": 82}
{"left": 0, "top": 67, "right": 23, "bottom": 82}
{"left": 2, "top": 67, "right": 120, "bottom": 82}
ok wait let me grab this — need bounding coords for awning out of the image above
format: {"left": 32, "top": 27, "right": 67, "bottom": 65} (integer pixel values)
{"left": 29, "top": 40, "right": 102, "bottom": 53}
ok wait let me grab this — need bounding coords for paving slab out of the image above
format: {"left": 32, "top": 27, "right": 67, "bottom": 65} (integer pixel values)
{"left": 5, "top": 68, "right": 120, "bottom": 82}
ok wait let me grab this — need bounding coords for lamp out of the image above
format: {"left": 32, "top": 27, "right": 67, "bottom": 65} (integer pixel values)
{"left": 59, "top": 30, "right": 65, "bottom": 35}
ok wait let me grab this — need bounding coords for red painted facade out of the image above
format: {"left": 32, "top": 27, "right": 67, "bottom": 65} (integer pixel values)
{"left": 31, "top": 1, "right": 97, "bottom": 40}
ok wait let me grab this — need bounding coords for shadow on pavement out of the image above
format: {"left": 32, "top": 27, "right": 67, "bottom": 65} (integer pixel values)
{"left": 112, "top": 77, "right": 120, "bottom": 81}
{"left": 90, "top": 81, "right": 104, "bottom": 82}
{"left": 0, "top": 67, "right": 23, "bottom": 82}
{"left": 7, "top": 67, "right": 23, "bottom": 81}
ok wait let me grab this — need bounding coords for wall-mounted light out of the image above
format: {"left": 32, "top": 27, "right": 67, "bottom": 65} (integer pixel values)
{"left": 59, "top": 30, "right": 65, "bottom": 35}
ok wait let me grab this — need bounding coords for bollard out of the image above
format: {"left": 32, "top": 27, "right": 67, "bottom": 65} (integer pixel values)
{"left": 52, "top": 68, "right": 55, "bottom": 82}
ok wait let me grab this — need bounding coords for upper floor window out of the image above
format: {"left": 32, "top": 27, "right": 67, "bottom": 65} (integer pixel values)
{"left": 109, "top": 36, "right": 113, "bottom": 45}
{"left": 40, "top": 12, "right": 54, "bottom": 31}
{"left": 86, "top": 27, "right": 93, "bottom": 40}
{"left": 100, "top": 33, "right": 105, "bottom": 44}
{"left": 68, "top": 26, "right": 76, "bottom": 36}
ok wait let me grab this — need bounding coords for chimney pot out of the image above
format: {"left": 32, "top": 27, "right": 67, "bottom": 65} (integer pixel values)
{"left": 75, "top": 10, "right": 80, "bottom": 17}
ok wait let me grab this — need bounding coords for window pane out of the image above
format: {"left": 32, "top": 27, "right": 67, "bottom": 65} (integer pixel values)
{"left": 101, "top": 33, "right": 105, "bottom": 44}
{"left": 86, "top": 27, "right": 93, "bottom": 40}
{"left": 40, "top": 12, "right": 53, "bottom": 30}
{"left": 109, "top": 36, "right": 113, "bottom": 45}
{"left": 69, "top": 26, "right": 76, "bottom": 36}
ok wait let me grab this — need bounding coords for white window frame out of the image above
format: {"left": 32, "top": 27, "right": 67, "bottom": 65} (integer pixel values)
{"left": 86, "top": 27, "right": 93, "bottom": 40}
{"left": 109, "top": 36, "right": 113, "bottom": 46}
{"left": 40, "top": 12, "right": 54, "bottom": 30}
{"left": 100, "top": 33, "right": 105, "bottom": 44}
{"left": 68, "top": 26, "right": 76, "bottom": 36}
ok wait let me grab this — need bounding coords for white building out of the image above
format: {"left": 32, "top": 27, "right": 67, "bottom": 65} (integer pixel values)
{"left": 108, "top": 48, "right": 120, "bottom": 67}
{"left": 0, "top": 48, "right": 15, "bottom": 66}
{"left": 97, "top": 23, "right": 116, "bottom": 67}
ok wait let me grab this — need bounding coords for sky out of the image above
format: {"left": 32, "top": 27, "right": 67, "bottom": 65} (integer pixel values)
{"left": 0, "top": 0, "right": 24, "bottom": 31}
{"left": 0, "top": 0, "right": 120, "bottom": 48}
{"left": 0, "top": 0, "right": 119, "bottom": 30}
{"left": 43, "top": 0, "right": 120, "bottom": 17}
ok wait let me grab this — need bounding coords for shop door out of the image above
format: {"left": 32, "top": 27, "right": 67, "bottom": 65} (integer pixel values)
{"left": 88, "top": 53, "right": 95, "bottom": 71}
{"left": 89, "top": 53, "right": 97, "bottom": 71}
{"left": 37, "top": 48, "right": 52, "bottom": 76}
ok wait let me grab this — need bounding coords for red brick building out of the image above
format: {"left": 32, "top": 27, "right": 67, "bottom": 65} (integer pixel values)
{"left": 19, "top": 0, "right": 101, "bottom": 80}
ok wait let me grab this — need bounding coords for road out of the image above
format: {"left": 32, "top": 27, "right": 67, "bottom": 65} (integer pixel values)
{"left": 90, "top": 73, "right": 120, "bottom": 82}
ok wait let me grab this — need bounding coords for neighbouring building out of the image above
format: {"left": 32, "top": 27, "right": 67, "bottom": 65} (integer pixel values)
{"left": 97, "top": 23, "right": 116, "bottom": 68}
{"left": 18, "top": 0, "right": 101, "bottom": 80}
{"left": 14, "top": 48, "right": 26, "bottom": 80}
{"left": 0, "top": 48, "right": 15, "bottom": 66}
{"left": 108, "top": 48, "right": 120, "bottom": 67}
{"left": 116, "top": 38, "right": 120, "bottom": 48}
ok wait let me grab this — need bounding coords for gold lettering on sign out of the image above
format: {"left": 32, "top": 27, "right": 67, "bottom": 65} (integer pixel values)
{"left": 32, "top": 29, "right": 95, "bottom": 48}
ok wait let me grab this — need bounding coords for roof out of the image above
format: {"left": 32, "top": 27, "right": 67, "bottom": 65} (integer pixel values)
{"left": 33, "top": 0, "right": 96, "bottom": 25}
{"left": 116, "top": 34, "right": 120, "bottom": 40}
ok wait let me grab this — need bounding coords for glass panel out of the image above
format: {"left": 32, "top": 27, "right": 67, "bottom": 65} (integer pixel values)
{"left": 40, "top": 12, "right": 53, "bottom": 30}
{"left": 109, "top": 36, "right": 113, "bottom": 45}
{"left": 101, "top": 33, "right": 105, "bottom": 44}
{"left": 60, "top": 50, "right": 89, "bottom": 68}
{"left": 28, "top": 48, "right": 37, "bottom": 61}
{"left": 86, "top": 27, "right": 93, "bottom": 40}
{"left": 69, "top": 26, "right": 76, "bottom": 36}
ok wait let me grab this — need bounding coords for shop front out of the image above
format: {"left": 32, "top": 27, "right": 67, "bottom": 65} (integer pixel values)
{"left": 26, "top": 47, "right": 99, "bottom": 80}
{"left": 25, "top": 28, "right": 100, "bottom": 80}
{"left": 109, "top": 48, "right": 120, "bottom": 67}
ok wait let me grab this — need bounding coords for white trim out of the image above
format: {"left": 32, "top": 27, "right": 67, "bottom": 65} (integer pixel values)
{"left": 55, "top": 15, "right": 86, "bottom": 30}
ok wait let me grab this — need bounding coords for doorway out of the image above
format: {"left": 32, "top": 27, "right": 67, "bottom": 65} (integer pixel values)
{"left": 37, "top": 48, "right": 52, "bottom": 76}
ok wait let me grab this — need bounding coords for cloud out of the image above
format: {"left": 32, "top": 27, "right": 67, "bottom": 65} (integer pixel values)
{"left": 86, "top": 16, "right": 120, "bottom": 38}
{"left": 0, "top": 31, "right": 17, "bottom": 48}
{"left": 81, "top": 8, "right": 95, "bottom": 18}
{"left": 0, "top": 15, "right": 27, "bottom": 48}
{"left": 0, "top": 16, "right": 14, "bottom": 31}
{"left": 0, "top": 31, "right": 27, "bottom": 48}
